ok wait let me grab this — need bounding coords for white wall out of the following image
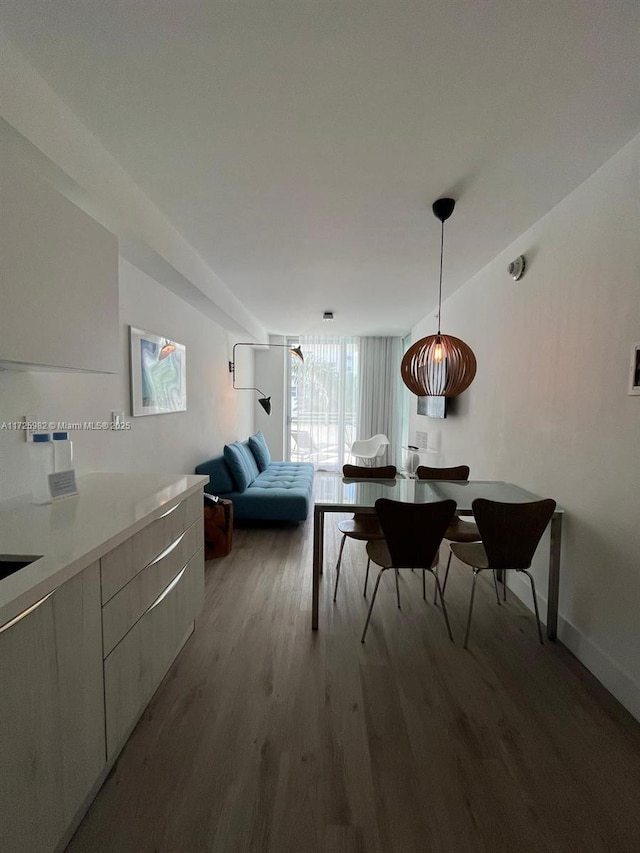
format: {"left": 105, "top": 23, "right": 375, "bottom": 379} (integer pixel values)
{"left": 255, "top": 337, "right": 288, "bottom": 461}
{"left": 0, "top": 258, "right": 254, "bottom": 501}
{"left": 0, "top": 34, "right": 265, "bottom": 343}
{"left": 408, "top": 135, "right": 640, "bottom": 719}
{"left": 0, "top": 159, "right": 119, "bottom": 372}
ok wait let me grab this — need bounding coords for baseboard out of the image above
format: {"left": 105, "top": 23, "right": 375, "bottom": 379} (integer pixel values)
{"left": 509, "top": 573, "right": 640, "bottom": 723}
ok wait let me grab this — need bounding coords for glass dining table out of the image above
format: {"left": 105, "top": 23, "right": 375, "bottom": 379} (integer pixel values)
{"left": 311, "top": 474, "right": 563, "bottom": 639}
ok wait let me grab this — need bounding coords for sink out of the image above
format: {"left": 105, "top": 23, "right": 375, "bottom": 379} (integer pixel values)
{"left": 0, "top": 555, "right": 43, "bottom": 581}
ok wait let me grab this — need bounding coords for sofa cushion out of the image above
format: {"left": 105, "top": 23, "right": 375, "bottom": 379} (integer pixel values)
{"left": 223, "top": 441, "right": 256, "bottom": 492}
{"left": 232, "top": 461, "right": 315, "bottom": 521}
{"left": 195, "top": 455, "right": 314, "bottom": 522}
{"left": 241, "top": 440, "right": 261, "bottom": 480}
{"left": 195, "top": 454, "right": 235, "bottom": 494}
{"left": 248, "top": 431, "right": 271, "bottom": 471}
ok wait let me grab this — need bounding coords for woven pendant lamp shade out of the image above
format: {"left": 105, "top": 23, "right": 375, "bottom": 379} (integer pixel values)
{"left": 401, "top": 334, "right": 476, "bottom": 397}
{"left": 401, "top": 197, "right": 476, "bottom": 398}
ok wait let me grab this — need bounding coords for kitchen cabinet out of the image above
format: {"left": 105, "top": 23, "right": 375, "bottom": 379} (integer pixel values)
{"left": 104, "top": 546, "right": 204, "bottom": 756}
{"left": 0, "top": 473, "right": 207, "bottom": 853}
{"left": 101, "top": 494, "right": 204, "bottom": 756}
{"left": 0, "top": 562, "right": 105, "bottom": 853}
{"left": 0, "top": 160, "right": 119, "bottom": 373}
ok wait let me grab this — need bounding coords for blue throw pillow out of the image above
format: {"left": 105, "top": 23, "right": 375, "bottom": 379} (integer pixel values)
{"left": 195, "top": 454, "right": 235, "bottom": 494}
{"left": 248, "top": 431, "right": 271, "bottom": 472}
{"left": 240, "top": 440, "right": 261, "bottom": 480}
{"left": 223, "top": 441, "right": 255, "bottom": 492}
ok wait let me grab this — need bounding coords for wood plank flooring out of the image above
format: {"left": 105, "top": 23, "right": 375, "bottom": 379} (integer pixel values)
{"left": 66, "top": 513, "right": 640, "bottom": 852}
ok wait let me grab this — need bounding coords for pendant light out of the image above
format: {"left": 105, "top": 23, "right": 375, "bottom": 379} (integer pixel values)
{"left": 401, "top": 198, "right": 476, "bottom": 397}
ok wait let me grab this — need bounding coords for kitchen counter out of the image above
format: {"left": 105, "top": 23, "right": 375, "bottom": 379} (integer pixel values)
{"left": 0, "top": 472, "right": 208, "bottom": 627}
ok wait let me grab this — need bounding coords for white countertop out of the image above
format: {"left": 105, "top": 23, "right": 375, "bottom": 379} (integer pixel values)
{"left": 0, "top": 472, "right": 209, "bottom": 627}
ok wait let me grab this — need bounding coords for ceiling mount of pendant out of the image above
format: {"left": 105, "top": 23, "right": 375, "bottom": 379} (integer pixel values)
{"left": 432, "top": 197, "right": 455, "bottom": 223}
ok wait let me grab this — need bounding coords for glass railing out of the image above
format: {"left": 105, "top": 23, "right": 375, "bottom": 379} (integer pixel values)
{"left": 289, "top": 415, "right": 356, "bottom": 470}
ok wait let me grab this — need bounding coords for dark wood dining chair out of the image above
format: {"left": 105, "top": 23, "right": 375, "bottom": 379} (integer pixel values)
{"left": 415, "top": 465, "right": 481, "bottom": 602}
{"left": 361, "top": 498, "right": 457, "bottom": 643}
{"left": 333, "top": 464, "right": 397, "bottom": 603}
{"left": 450, "top": 497, "right": 557, "bottom": 648}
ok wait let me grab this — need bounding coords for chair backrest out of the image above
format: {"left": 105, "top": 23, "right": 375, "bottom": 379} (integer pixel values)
{"left": 375, "top": 498, "right": 457, "bottom": 570}
{"left": 371, "top": 433, "right": 390, "bottom": 446}
{"left": 343, "top": 464, "right": 397, "bottom": 479}
{"left": 291, "top": 430, "right": 315, "bottom": 452}
{"left": 416, "top": 465, "right": 470, "bottom": 481}
{"left": 472, "top": 498, "right": 557, "bottom": 570}
{"left": 351, "top": 434, "right": 390, "bottom": 458}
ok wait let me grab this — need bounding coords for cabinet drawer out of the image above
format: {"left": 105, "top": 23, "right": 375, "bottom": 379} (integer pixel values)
{"left": 102, "top": 516, "right": 203, "bottom": 657}
{"left": 101, "top": 491, "right": 202, "bottom": 603}
{"left": 103, "top": 547, "right": 204, "bottom": 758}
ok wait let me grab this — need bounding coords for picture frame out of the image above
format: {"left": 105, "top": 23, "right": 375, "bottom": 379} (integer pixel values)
{"left": 629, "top": 343, "right": 640, "bottom": 396}
{"left": 129, "top": 326, "right": 186, "bottom": 416}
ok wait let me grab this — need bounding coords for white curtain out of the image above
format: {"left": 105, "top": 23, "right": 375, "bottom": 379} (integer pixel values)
{"left": 356, "top": 337, "right": 404, "bottom": 468}
{"left": 289, "top": 336, "right": 358, "bottom": 471}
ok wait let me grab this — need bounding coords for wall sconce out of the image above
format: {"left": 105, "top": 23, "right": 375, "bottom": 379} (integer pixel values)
{"left": 229, "top": 343, "right": 304, "bottom": 415}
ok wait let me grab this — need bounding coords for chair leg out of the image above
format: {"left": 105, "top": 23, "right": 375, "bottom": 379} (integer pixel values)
{"left": 395, "top": 568, "right": 401, "bottom": 609}
{"left": 442, "top": 549, "right": 454, "bottom": 597}
{"left": 522, "top": 570, "right": 544, "bottom": 645}
{"left": 363, "top": 557, "right": 371, "bottom": 597}
{"left": 361, "top": 568, "right": 385, "bottom": 643}
{"left": 503, "top": 569, "right": 508, "bottom": 601}
{"left": 492, "top": 570, "right": 502, "bottom": 606}
{"left": 433, "top": 574, "right": 454, "bottom": 642}
{"left": 431, "top": 566, "right": 437, "bottom": 604}
{"left": 333, "top": 535, "right": 347, "bottom": 603}
{"left": 464, "top": 568, "right": 481, "bottom": 649}
{"left": 434, "top": 549, "right": 453, "bottom": 607}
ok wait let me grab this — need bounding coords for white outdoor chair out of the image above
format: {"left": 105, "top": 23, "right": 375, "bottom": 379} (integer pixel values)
{"left": 349, "top": 434, "right": 390, "bottom": 465}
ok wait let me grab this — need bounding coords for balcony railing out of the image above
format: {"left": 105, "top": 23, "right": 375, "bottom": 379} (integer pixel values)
{"left": 289, "top": 415, "right": 356, "bottom": 470}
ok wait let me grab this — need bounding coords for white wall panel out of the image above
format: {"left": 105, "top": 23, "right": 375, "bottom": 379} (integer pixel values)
{"left": 0, "top": 258, "right": 253, "bottom": 500}
{"left": 408, "top": 135, "right": 640, "bottom": 719}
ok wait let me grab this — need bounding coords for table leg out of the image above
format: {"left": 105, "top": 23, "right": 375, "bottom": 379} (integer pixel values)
{"left": 312, "top": 505, "right": 324, "bottom": 630}
{"left": 547, "top": 513, "right": 562, "bottom": 640}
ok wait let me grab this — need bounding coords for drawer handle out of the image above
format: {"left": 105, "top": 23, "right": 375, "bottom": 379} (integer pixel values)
{"left": 148, "top": 565, "right": 186, "bottom": 613}
{"left": 158, "top": 502, "right": 180, "bottom": 519}
{"left": 0, "top": 589, "right": 56, "bottom": 634}
{"left": 147, "top": 531, "right": 185, "bottom": 569}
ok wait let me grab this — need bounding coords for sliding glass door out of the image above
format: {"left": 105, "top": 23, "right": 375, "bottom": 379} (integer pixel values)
{"left": 288, "top": 337, "right": 358, "bottom": 471}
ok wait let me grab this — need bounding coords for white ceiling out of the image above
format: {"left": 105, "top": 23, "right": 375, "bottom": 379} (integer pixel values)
{"left": 0, "top": 0, "right": 638, "bottom": 337}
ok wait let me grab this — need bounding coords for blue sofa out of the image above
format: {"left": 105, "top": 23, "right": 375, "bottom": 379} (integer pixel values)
{"left": 195, "top": 432, "right": 314, "bottom": 522}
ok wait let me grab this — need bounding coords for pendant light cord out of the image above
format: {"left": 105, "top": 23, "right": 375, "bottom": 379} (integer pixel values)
{"left": 436, "top": 218, "right": 444, "bottom": 335}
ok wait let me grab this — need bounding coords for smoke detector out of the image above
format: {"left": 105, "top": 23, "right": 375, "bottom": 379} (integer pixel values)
{"left": 322, "top": 311, "right": 334, "bottom": 321}
{"left": 507, "top": 255, "right": 526, "bottom": 281}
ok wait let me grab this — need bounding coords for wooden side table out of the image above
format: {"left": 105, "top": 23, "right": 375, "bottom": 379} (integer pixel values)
{"left": 203, "top": 496, "right": 233, "bottom": 559}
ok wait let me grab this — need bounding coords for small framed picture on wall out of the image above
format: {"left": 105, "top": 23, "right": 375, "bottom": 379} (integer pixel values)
{"left": 628, "top": 343, "right": 640, "bottom": 396}
{"left": 129, "top": 326, "right": 187, "bottom": 416}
